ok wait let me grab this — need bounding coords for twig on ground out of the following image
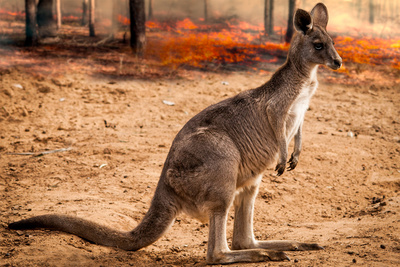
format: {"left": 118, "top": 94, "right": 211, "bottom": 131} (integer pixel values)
{"left": 95, "top": 35, "right": 114, "bottom": 46}
{"left": 6, "top": 147, "right": 73, "bottom": 157}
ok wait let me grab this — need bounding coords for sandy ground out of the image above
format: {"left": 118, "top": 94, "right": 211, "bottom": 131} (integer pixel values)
{"left": 0, "top": 61, "right": 400, "bottom": 267}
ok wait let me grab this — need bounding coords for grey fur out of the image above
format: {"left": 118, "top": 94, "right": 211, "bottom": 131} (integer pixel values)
{"left": 9, "top": 3, "right": 341, "bottom": 264}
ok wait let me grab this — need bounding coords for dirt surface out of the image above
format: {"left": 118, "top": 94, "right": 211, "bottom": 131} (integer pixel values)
{"left": 1, "top": 61, "right": 400, "bottom": 267}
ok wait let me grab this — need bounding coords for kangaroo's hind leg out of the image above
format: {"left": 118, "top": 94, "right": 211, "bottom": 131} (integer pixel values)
{"left": 231, "top": 177, "right": 323, "bottom": 252}
{"left": 206, "top": 209, "right": 289, "bottom": 264}
{"left": 204, "top": 175, "right": 288, "bottom": 264}
{"left": 231, "top": 180, "right": 261, "bottom": 250}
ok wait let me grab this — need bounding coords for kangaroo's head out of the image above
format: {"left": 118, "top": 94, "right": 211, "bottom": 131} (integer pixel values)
{"left": 290, "top": 3, "right": 342, "bottom": 70}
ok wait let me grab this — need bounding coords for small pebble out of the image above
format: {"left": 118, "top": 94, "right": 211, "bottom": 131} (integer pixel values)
{"left": 12, "top": 84, "right": 23, "bottom": 89}
{"left": 380, "top": 244, "right": 386, "bottom": 249}
{"left": 162, "top": 100, "right": 175, "bottom": 106}
{"left": 347, "top": 131, "right": 354, "bottom": 138}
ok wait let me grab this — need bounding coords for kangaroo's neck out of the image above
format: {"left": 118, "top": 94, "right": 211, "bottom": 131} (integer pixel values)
{"left": 264, "top": 49, "right": 318, "bottom": 96}
{"left": 285, "top": 56, "right": 317, "bottom": 80}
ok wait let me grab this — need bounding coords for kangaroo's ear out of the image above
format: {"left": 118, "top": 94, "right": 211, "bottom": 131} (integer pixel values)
{"left": 294, "top": 9, "right": 313, "bottom": 34}
{"left": 310, "top": 3, "right": 329, "bottom": 28}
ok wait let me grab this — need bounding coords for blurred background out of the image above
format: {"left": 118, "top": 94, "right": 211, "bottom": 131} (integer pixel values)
{"left": 0, "top": 0, "right": 399, "bottom": 78}
{"left": 1, "top": 0, "right": 399, "bottom": 36}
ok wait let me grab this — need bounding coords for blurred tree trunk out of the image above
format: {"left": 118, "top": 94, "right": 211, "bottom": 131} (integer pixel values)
{"left": 264, "top": 0, "right": 274, "bottom": 35}
{"left": 357, "top": 0, "right": 362, "bottom": 19}
{"left": 375, "top": 0, "right": 380, "bottom": 19}
{"left": 82, "top": 0, "right": 88, "bottom": 26}
{"left": 382, "top": 0, "right": 389, "bottom": 19}
{"left": 204, "top": 0, "right": 208, "bottom": 22}
{"left": 148, "top": 0, "right": 153, "bottom": 20}
{"left": 129, "top": 0, "right": 146, "bottom": 55}
{"left": 111, "top": 0, "right": 118, "bottom": 38}
{"left": 264, "top": 0, "right": 269, "bottom": 35}
{"left": 369, "top": 0, "right": 374, "bottom": 24}
{"left": 391, "top": 0, "right": 397, "bottom": 19}
{"left": 89, "top": 0, "right": 95, "bottom": 36}
{"left": 269, "top": 0, "right": 274, "bottom": 35}
{"left": 285, "top": 0, "right": 298, "bottom": 43}
{"left": 37, "top": 0, "right": 56, "bottom": 37}
{"left": 25, "top": 0, "right": 38, "bottom": 46}
{"left": 55, "top": 0, "right": 61, "bottom": 29}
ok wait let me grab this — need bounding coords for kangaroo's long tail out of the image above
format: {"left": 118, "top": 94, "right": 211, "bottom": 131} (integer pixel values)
{"left": 8, "top": 187, "right": 178, "bottom": 251}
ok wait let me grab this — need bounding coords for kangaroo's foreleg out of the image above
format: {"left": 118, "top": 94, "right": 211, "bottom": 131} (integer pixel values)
{"left": 288, "top": 123, "right": 302, "bottom": 171}
{"left": 267, "top": 105, "right": 289, "bottom": 176}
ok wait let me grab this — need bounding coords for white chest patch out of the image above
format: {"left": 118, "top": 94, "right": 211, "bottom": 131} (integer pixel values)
{"left": 286, "top": 67, "right": 319, "bottom": 142}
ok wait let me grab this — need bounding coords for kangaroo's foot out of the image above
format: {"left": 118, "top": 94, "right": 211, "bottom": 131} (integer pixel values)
{"left": 255, "top": 240, "right": 324, "bottom": 251}
{"left": 207, "top": 249, "right": 290, "bottom": 265}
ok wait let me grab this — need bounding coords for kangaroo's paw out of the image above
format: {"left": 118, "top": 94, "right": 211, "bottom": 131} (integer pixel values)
{"left": 275, "top": 162, "right": 286, "bottom": 176}
{"left": 287, "top": 154, "right": 299, "bottom": 171}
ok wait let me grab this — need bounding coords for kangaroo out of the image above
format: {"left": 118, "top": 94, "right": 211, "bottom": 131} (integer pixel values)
{"left": 9, "top": 3, "right": 341, "bottom": 264}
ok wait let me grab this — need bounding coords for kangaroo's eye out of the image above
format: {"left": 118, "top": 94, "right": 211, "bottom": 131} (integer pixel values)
{"left": 314, "top": 43, "right": 324, "bottom": 50}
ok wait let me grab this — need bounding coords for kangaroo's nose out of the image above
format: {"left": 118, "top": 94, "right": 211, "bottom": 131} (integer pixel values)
{"left": 333, "top": 58, "right": 342, "bottom": 68}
